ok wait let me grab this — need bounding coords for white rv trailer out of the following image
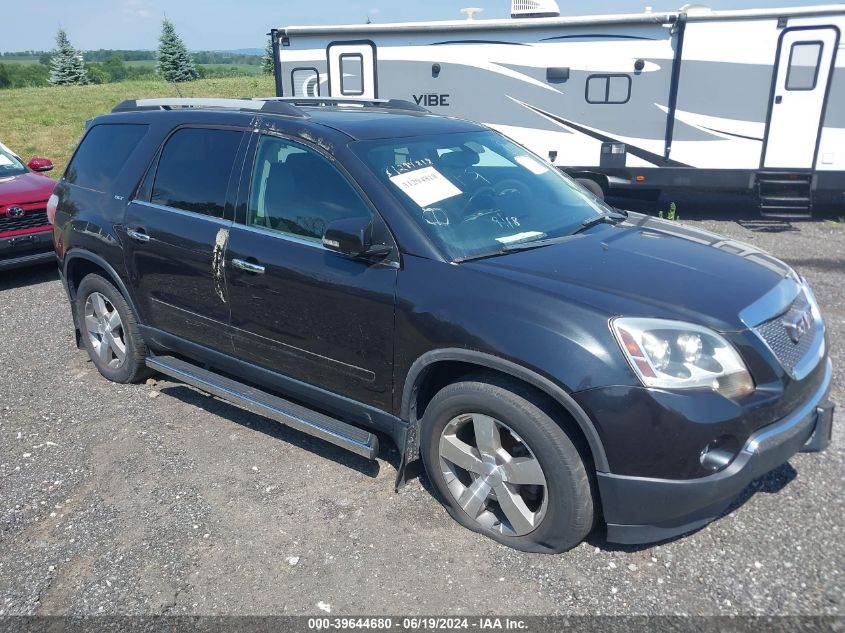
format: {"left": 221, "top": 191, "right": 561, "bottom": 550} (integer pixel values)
{"left": 271, "top": 2, "right": 845, "bottom": 217}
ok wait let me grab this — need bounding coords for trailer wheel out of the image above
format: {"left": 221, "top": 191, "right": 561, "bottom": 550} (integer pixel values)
{"left": 576, "top": 178, "right": 605, "bottom": 200}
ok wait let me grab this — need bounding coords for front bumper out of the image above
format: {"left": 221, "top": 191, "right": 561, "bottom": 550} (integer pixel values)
{"left": 0, "top": 230, "right": 55, "bottom": 271}
{"left": 599, "top": 358, "right": 834, "bottom": 544}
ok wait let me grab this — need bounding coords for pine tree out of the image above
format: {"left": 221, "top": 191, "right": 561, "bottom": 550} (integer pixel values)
{"left": 262, "top": 37, "right": 275, "bottom": 76}
{"left": 48, "top": 29, "right": 90, "bottom": 86}
{"left": 156, "top": 19, "right": 198, "bottom": 83}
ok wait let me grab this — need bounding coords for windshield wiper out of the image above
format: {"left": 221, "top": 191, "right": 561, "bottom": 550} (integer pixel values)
{"left": 571, "top": 211, "right": 627, "bottom": 235}
{"left": 500, "top": 234, "right": 575, "bottom": 253}
{"left": 454, "top": 210, "right": 629, "bottom": 262}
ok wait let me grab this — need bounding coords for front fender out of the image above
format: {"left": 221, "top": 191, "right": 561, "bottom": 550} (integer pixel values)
{"left": 400, "top": 347, "right": 610, "bottom": 472}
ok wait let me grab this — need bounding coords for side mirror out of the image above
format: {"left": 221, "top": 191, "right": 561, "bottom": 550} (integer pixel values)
{"left": 322, "top": 217, "right": 391, "bottom": 260}
{"left": 28, "top": 157, "right": 54, "bottom": 173}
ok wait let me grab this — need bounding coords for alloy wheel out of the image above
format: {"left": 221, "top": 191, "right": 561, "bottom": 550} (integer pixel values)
{"left": 438, "top": 413, "right": 548, "bottom": 536}
{"left": 83, "top": 291, "right": 127, "bottom": 369}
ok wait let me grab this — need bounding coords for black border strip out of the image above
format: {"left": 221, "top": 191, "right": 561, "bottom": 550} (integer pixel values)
{"left": 541, "top": 33, "right": 656, "bottom": 41}
{"left": 325, "top": 40, "right": 379, "bottom": 99}
{"left": 518, "top": 101, "right": 691, "bottom": 167}
{"left": 663, "top": 13, "right": 686, "bottom": 162}
{"left": 290, "top": 66, "right": 321, "bottom": 97}
{"left": 430, "top": 39, "right": 527, "bottom": 46}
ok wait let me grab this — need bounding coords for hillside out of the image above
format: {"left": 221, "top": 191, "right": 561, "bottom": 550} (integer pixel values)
{"left": 0, "top": 75, "right": 275, "bottom": 174}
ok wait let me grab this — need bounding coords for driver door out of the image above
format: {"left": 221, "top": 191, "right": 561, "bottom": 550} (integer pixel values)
{"left": 225, "top": 133, "right": 398, "bottom": 410}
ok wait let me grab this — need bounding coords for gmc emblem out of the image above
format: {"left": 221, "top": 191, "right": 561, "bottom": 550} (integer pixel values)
{"left": 783, "top": 307, "right": 813, "bottom": 344}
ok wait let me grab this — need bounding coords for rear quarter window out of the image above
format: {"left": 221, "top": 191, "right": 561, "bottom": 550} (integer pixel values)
{"left": 64, "top": 124, "right": 149, "bottom": 192}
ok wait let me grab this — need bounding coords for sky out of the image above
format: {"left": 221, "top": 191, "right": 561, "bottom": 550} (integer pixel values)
{"left": 0, "top": 0, "right": 831, "bottom": 52}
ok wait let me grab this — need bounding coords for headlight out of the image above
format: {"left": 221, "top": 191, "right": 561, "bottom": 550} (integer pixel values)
{"left": 611, "top": 317, "right": 754, "bottom": 399}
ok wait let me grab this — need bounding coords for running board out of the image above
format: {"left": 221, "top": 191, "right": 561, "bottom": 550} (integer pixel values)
{"left": 145, "top": 355, "right": 379, "bottom": 460}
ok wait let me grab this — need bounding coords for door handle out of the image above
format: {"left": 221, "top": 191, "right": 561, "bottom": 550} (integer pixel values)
{"left": 126, "top": 227, "right": 150, "bottom": 243}
{"left": 232, "top": 258, "right": 265, "bottom": 274}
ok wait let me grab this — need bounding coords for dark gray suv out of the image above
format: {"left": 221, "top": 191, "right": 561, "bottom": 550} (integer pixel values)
{"left": 52, "top": 97, "right": 834, "bottom": 553}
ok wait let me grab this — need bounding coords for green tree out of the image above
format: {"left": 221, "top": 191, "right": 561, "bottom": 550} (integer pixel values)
{"left": 102, "top": 53, "right": 127, "bottom": 82}
{"left": 262, "top": 36, "right": 275, "bottom": 75}
{"left": 48, "top": 29, "right": 91, "bottom": 86}
{"left": 0, "top": 64, "right": 10, "bottom": 89}
{"left": 85, "top": 62, "right": 108, "bottom": 84}
{"left": 156, "top": 19, "right": 198, "bottom": 82}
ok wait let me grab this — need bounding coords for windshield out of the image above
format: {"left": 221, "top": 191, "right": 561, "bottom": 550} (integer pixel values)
{"left": 0, "top": 144, "right": 27, "bottom": 178}
{"left": 352, "top": 130, "right": 610, "bottom": 261}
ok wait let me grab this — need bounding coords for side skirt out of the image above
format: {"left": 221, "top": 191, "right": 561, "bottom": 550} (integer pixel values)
{"left": 147, "top": 354, "right": 380, "bottom": 460}
{"left": 140, "top": 326, "right": 413, "bottom": 487}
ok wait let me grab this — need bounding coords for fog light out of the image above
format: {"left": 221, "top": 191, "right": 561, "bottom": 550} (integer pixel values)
{"left": 700, "top": 444, "right": 736, "bottom": 472}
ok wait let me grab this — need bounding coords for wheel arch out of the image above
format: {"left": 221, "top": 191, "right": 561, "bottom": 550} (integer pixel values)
{"left": 565, "top": 170, "right": 608, "bottom": 194}
{"left": 400, "top": 348, "right": 609, "bottom": 472}
{"left": 63, "top": 250, "right": 141, "bottom": 346}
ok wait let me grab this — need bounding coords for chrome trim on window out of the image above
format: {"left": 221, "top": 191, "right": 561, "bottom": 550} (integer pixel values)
{"left": 132, "top": 200, "right": 233, "bottom": 225}
{"left": 236, "top": 222, "right": 324, "bottom": 249}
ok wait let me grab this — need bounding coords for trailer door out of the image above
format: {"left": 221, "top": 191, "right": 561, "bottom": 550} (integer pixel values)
{"left": 327, "top": 41, "right": 377, "bottom": 99}
{"left": 763, "top": 26, "right": 838, "bottom": 169}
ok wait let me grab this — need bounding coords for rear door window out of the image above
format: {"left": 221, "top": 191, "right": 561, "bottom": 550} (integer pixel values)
{"left": 65, "top": 124, "right": 149, "bottom": 192}
{"left": 151, "top": 128, "right": 243, "bottom": 218}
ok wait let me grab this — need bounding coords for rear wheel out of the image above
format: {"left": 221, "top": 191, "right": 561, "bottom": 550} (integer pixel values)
{"left": 421, "top": 376, "right": 595, "bottom": 553}
{"left": 76, "top": 274, "right": 149, "bottom": 383}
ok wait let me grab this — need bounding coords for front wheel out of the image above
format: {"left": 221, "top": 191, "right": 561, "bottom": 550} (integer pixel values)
{"left": 420, "top": 376, "right": 595, "bottom": 553}
{"left": 75, "top": 274, "right": 150, "bottom": 384}
{"left": 576, "top": 178, "right": 605, "bottom": 200}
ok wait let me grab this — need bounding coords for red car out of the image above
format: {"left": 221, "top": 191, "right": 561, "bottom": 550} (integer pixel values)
{"left": 0, "top": 142, "right": 56, "bottom": 270}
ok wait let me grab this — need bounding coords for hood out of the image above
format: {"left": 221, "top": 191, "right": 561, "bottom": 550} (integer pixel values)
{"left": 0, "top": 172, "right": 56, "bottom": 208}
{"left": 466, "top": 213, "right": 792, "bottom": 332}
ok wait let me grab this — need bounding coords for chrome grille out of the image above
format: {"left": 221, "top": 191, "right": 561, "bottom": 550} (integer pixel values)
{"left": 754, "top": 289, "right": 821, "bottom": 377}
{"left": 0, "top": 209, "right": 49, "bottom": 233}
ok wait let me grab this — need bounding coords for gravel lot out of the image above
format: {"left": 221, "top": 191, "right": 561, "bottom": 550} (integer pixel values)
{"left": 0, "top": 195, "right": 842, "bottom": 617}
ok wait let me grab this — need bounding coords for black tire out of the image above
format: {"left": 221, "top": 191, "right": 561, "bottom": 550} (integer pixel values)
{"left": 576, "top": 178, "right": 605, "bottom": 200}
{"left": 420, "top": 375, "right": 595, "bottom": 553}
{"left": 75, "top": 274, "right": 150, "bottom": 384}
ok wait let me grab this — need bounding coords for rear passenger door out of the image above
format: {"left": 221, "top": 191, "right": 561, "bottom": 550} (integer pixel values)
{"left": 123, "top": 126, "right": 247, "bottom": 351}
{"left": 225, "top": 133, "right": 397, "bottom": 410}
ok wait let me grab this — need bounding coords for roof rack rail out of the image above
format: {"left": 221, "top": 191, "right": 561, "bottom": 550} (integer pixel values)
{"left": 111, "top": 98, "right": 308, "bottom": 118}
{"left": 257, "top": 97, "right": 430, "bottom": 113}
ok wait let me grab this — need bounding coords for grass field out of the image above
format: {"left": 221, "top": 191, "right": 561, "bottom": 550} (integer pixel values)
{"left": 0, "top": 56, "right": 41, "bottom": 64}
{"left": 125, "top": 59, "right": 262, "bottom": 75}
{"left": 0, "top": 75, "right": 275, "bottom": 174}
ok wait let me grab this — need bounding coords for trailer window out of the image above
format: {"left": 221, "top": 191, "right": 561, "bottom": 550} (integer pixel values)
{"left": 292, "top": 67, "right": 320, "bottom": 97}
{"left": 786, "top": 41, "right": 823, "bottom": 91}
{"left": 585, "top": 74, "right": 631, "bottom": 104}
{"left": 340, "top": 54, "right": 364, "bottom": 96}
